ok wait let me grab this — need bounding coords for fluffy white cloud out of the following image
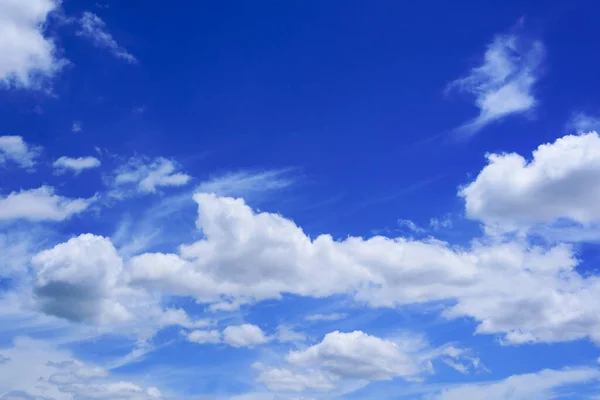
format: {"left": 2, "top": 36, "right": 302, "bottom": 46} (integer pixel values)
{"left": 32, "top": 234, "right": 131, "bottom": 324}
{"left": 0, "top": 0, "right": 64, "bottom": 88}
{"left": 461, "top": 132, "right": 600, "bottom": 232}
{"left": 0, "top": 136, "right": 40, "bottom": 169}
{"left": 256, "top": 331, "right": 478, "bottom": 394}
{"left": 0, "top": 186, "right": 92, "bottom": 222}
{"left": 432, "top": 367, "right": 600, "bottom": 400}
{"left": 77, "top": 12, "right": 137, "bottom": 63}
{"left": 0, "top": 337, "right": 163, "bottom": 400}
{"left": 448, "top": 30, "right": 543, "bottom": 134}
{"left": 287, "top": 331, "right": 419, "bottom": 381}
{"left": 127, "top": 193, "right": 600, "bottom": 345}
{"left": 186, "top": 329, "right": 221, "bottom": 344}
{"left": 53, "top": 156, "right": 101, "bottom": 174}
{"left": 112, "top": 157, "right": 191, "bottom": 196}
{"left": 30, "top": 234, "right": 206, "bottom": 340}
{"left": 223, "top": 324, "right": 270, "bottom": 348}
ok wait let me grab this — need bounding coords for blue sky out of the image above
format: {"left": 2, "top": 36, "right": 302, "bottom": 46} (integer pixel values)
{"left": 2, "top": 0, "right": 600, "bottom": 399}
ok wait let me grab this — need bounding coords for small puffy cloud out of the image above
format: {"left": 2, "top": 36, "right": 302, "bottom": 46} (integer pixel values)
{"left": 460, "top": 132, "right": 600, "bottom": 233}
{"left": 53, "top": 156, "right": 101, "bottom": 174}
{"left": 0, "top": 136, "right": 40, "bottom": 169}
{"left": 111, "top": 157, "right": 191, "bottom": 196}
{"left": 71, "top": 121, "right": 82, "bottom": 132}
{"left": 223, "top": 324, "right": 270, "bottom": 348}
{"left": 429, "top": 215, "right": 452, "bottom": 230}
{"left": 0, "top": 186, "right": 92, "bottom": 222}
{"left": 448, "top": 28, "right": 544, "bottom": 135}
{"left": 77, "top": 12, "right": 137, "bottom": 63}
{"left": 287, "top": 331, "right": 420, "bottom": 381}
{"left": 304, "top": 313, "right": 348, "bottom": 322}
{"left": 0, "top": 0, "right": 64, "bottom": 88}
{"left": 432, "top": 367, "right": 600, "bottom": 400}
{"left": 186, "top": 329, "right": 221, "bottom": 344}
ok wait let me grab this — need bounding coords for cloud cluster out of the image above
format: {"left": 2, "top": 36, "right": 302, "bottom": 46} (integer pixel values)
{"left": 0, "top": 337, "right": 162, "bottom": 400}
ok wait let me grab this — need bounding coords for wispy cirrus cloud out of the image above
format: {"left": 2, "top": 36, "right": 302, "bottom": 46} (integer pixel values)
{"left": 77, "top": 12, "right": 137, "bottom": 63}
{"left": 447, "top": 25, "right": 544, "bottom": 136}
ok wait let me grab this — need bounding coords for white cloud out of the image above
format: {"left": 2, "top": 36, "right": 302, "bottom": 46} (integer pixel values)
{"left": 198, "top": 169, "right": 294, "bottom": 199}
{"left": 127, "top": 192, "right": 600, "bottom": 345}
{"left": 429, "top": 215, "right": 452, "bottom": 230}
{"left": 287, "top": 331, "right": 420, "bottom": 381}
{"left": 0, "top": 186, "right": 92, "bottom": 222}
{"left": 186, "top": 329, "right": 221, "bottom": 344}
{"left": 432, "top": 367, "right": 600, "bottom": 400}
{"left": 223, "top": 324, "right": 270, "bottom": 348}
{"left": 0, "top": 337, "right": 162, "bottom": 400}
{"left": 53, "top": 156, "right": 101, "bottom": 174}
{"left": 111, "top": 157, "right": 191, "bottom": 196}
{"left": 397, "top": 219, "right": 425, "bottom": 233}
{"left": 77, "top": 12, "right": 137, "bottom": 63}
{"left": 32, "top": 234, "right": 131, "bottom": 324}
{"left": 71, "top": 121, "right": 82, "bottom": 133}
{"left": 30, "top": 234, "right": 206, "bottom": 341}
{"left": 460, "top": 132, "right": 600, "bottom": 233}
{"left": 448, "top": 30, "right": 544, "bottom": 134}
{"left": 256, "top": 331, "right": 478, "bottom": 394}
{"left": 567, "top": 112, "right": 600, "bottom": 134}
{"left": 0, "top": 136, "right": 40, "bottom": 169}
{"left": 253, "top": 363, "right": 337, "bottom": 393}
{"left": 0, "top": 0, "right": 64, "bottom": 88}
{"left": 304, "top": 313, "right": 348, "bottom": 322}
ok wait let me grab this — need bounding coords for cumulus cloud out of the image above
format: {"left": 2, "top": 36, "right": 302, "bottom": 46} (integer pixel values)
{"left": 53, "top": 156, "right": 101, "bottom": 174}
{"left": 111, "top": 157, "right": 191, "bottom": 196}
{"left": 0, "top": 136, "right": 40, "bottom": 169}
{"left": 432, "top": 367, "right": 600, "bottom": 400}
{"left": 0, "top": 186, "right": 92, "bottom": 222}
{"left": 30, "top": 234, "right": 206, "bottom": 339}
{"left": 448, "top": 28, "right": 544, "bottom": 135}
{"left": 460, "top": 132, "right": 600, "bottom": 233}
{"left": 223, "top": 324, "right": 270, "bottom": 348}
{"left": 255, "top": 331, "right": 479, "bottom": 393}
{"left": 77, "top": 12, "right": 137, "bottom": 63}
{"left": 127, "top": 192, "right": 600, "bottom": 345}
{"left": 287, "top": 331, "right": 421, "bottom": 381}
{"left": 0, "top": 0, "right": 64, "bottom": 88}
